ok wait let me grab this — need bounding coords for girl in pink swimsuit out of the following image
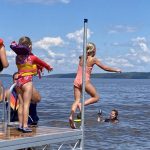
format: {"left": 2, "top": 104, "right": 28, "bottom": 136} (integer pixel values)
{"left": 69, "top": 42, "right": 121, "bottom": 129}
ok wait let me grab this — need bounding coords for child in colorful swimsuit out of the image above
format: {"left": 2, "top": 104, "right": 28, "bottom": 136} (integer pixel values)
{"left": 10, "top": 36, "right": 53, "bottom": 132}
{"left": 69, "top": 42, "right": 121, "bottom": 129}
{"left": 5, "top": 72, "right": 41, "bottom": 124}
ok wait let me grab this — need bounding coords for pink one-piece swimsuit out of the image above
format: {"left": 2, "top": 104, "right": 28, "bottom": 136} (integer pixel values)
{"left": 74, "top": 65, "right": 93, "bottom": 88}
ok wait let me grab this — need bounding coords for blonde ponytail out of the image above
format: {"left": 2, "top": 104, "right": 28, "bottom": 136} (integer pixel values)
{"left": 86, "top": 42, "right": 96, "bottom": 56}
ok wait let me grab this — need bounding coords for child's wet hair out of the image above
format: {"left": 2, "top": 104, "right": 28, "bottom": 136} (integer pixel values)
{"left": 86, "top": 42, "right": 96, "bottom": 56}
{"left": 112, "top": 109, "right": 118, "bottom": 117}
{"left": 12, "top": 72, "right": 18, "bottom": 80}
{"left": 19, "top": 36, "right": 32, "bottom": 47}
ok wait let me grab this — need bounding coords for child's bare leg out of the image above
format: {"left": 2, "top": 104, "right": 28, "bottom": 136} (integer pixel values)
{"left": 17, "top": 93, "right": 23, "bottom": 128}
{"left": 70, "top": 86, "right": 81, "bottom": 117}
{"left": 22, "top": 82, "right": 33, "bottom": 128}
{"left": 69, "top": 86, "right": 81, "bottom": 129}
{"left": 85, "top": 81, "right": 99, "bottom": 106}
{"left": 78, "top": 81, "right": 100, "bottom": 110}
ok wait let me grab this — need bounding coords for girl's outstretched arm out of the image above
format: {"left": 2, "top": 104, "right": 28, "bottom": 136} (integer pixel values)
{"left": 94, "top": 58, "right": 121, "bottom": 73}
{"left": 30, "top": 55, "right": 53, "bottom": 71}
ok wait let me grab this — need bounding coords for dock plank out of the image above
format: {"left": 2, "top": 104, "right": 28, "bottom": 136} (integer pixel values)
{"left": 0, "top": 126, "right": 82, "bottom": 150}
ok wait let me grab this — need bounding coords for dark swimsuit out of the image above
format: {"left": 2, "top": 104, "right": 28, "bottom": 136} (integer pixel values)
{"left": 104, "top": 118, "right": 119, "bottom": 123}
{"left": 8, "top": 88, "right": 39, "bottom": 124}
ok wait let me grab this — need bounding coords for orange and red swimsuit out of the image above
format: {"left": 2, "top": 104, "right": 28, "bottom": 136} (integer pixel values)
{"left": 16, "top": 54, "right": 51, "bottom": 88}
{"left": 10, "top": 43, "right": 52, "bottom": 88}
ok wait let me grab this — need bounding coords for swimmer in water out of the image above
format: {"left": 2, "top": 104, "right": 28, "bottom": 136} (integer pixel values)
{"left": 97, "top": 109, "right": 119, "bottom": 123}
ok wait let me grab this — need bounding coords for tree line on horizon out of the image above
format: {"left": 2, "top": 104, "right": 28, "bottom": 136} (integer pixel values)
{"left": 46, "top": 72, "right": 150, "bottom": 79}
{"left": 1, "top": 72, "right": 150, "bottom": 79}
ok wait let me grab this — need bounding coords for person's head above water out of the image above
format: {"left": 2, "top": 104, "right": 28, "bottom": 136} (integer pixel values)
{"left": 100, "top": 109, "right": 119, "bottom": 123}
{"left": 110, "top": 109, "right": 118, "bottom": 121}
{"left": 12, "top": 72, "right": 19, "bottom": 83}
{"left": 86, "top": 42, "right": 96, "bottom": 57}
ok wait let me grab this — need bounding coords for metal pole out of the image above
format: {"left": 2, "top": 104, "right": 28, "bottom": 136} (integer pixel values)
{"left": 81, "top": 18, "right": 88, "bottom": 150}
{"left": 1, "top": 83, "right": 5, "bottom": 123}
{"left": 1, "top": 82, "right": 7, "bottom": 129}
{"left": 7, "top": 83, "right": 16, "bottom": 126}
{"left": 1, "top": 83, "right": 7, "bottom": 132}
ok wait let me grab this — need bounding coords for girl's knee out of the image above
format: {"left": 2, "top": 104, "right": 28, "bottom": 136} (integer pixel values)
{"left": 95, "top": 95, "right": 100, "bottom": 102}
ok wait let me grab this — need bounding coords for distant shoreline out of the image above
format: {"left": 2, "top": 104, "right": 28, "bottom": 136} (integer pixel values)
{"left": 1, "top": 72, "right": 150, "bottom": 79}
{"left": 45, "top": 72, "right": 150, "bottom": 79}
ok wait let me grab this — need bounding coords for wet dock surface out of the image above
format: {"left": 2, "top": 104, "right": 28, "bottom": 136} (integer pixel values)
{"left": 0, "top": 125, "right": 82, "bottom": 150}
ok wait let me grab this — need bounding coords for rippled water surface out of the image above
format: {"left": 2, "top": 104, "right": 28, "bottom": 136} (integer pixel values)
{"left": 0, "top": 77, "right": 150, "bottom": 150}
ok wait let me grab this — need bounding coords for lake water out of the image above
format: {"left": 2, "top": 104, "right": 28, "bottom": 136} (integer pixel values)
{"left": 0, "top": 77, "right": 150, "bottom": 150}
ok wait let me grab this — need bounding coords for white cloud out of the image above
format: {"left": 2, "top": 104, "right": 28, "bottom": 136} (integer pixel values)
{"left": 129, "top": 48, "right": 136, "bottom": 54}
{"left": 9, "top": 0, "right": 70, "bottom": 4}
{"left": 29, "top": 36, "right": 68, "bottom": 72}
{"left": 34, "top": 48, "right": 66, "bottom": 69}
{"left": 57, "top": 58, "right": 65, "bottom": 64}
{"left": 70, "top": 53, "right": 76, "bottom": 58}
{"left": 33, "top": 37, "right": 64, "bottom": 50}
{"left": 111, "top": 42, "right": 120, "bottom": 46}
{"left": 104, "top": 36, "right": 150, "bottom": 72}
{"left": 48, "top": 50, "right": 65, "bottom": 58}
{"left": 127, "top": 37, "right": 150, "bottom": 64}
{"left": 105, "top": 57, "right": 134, "bottom": 68}
{"left": 66, "top": 28, "right": 93, "bottom": 43}
{"left": 108, "top": 25, "right": 136, "bottom": 34}
{"left": 6, "top": 50, "right": 16, "bottom": 57}
{"left": 140, "top": 55, "right": 150, "bottom": 63}
{"left": 131, "top": 37, "right": 149, "bottom": 52}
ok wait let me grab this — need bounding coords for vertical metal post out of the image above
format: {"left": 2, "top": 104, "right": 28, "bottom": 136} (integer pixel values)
{"left": 0, "top": 82, "right": 7, "bottom": 132}
{"left": 81, "top": 18, "right": 88, "bottom": 150}
{"left": 1, "top": 83, "right": 5, "bottom": 123}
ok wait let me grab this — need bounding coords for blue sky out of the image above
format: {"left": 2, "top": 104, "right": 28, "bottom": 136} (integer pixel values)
{"left": 1, "top": 0, "right": 150, "bottom": 75}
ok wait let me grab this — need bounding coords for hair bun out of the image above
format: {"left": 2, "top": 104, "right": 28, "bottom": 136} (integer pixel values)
{"left": 86, "top": 42, "right": 96, "bottom": 53}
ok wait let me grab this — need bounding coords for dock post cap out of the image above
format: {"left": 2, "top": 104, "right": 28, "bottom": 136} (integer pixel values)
{"left": 84, "top": 19, "right": 88, "bottom": 23}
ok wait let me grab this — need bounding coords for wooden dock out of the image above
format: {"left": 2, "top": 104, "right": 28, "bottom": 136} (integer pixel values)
{"left": 0, "top": 125, "right": 82, "bottom": 150}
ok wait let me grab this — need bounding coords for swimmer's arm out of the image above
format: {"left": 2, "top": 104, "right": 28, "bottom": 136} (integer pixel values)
{"left": 0, "top": 46, "right": 9, "bottom": 68}
{"left": 94, "top": 58, "right": 121, "bottom": 73}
